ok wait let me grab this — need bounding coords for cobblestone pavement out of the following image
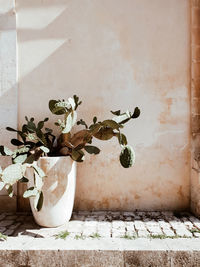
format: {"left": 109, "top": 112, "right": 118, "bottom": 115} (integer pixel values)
{"left": 0, "top": 211, "right": 200, "bottom": 240}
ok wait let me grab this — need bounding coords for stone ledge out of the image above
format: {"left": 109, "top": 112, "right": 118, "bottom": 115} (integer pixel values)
{"left": 0, "top": 239, "right": 200, "bottom": 267}
{"left": 1, "top": 236, "right": 200, "bottom": 251}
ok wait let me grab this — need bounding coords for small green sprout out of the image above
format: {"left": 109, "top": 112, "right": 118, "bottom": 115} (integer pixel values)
{"left": 150, "top": 234, "right": 191, "bottom": 239}
{"left": 0, "top": 233, "right": 7, "bottom": 241}
{"left": 150, "top": 234, "right": 168, "bottom": 239}
{"left": 121, "top": 234, "right": 136, "bottom": 240}
{"left": 74, "top": 234, "right": 85, "bottom": 240}
{"left": 89, "top": 233, "right": 101, "bottom": 239}
{"left": 189, "top": 228, "right": 200, "bottom": 234}
{"left": 54, "top": 230, "right": 70, "bottom": 240}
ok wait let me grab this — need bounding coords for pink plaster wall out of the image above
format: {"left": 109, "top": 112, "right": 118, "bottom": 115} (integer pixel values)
{"left": 16, "top": 0, "right": 191, "bottom": 210}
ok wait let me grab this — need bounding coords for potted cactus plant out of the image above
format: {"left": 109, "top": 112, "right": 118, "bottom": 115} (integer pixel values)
{"left": 0, "top": 95, "right": 140, "bottom": 227}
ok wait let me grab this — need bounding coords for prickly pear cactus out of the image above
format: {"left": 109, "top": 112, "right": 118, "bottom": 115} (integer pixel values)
{"left": 119, "top": 145, "right": 135, "bottom": 168}
{"left": 0, "top": 95, "right": 140, "bottom": 210}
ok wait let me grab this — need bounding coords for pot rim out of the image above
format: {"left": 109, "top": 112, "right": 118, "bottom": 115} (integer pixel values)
{"left": 40, "top": 156, "right": 70, "bottom": 159}
{"left": 39, "top": 155, "right": 71, "bottom": 159}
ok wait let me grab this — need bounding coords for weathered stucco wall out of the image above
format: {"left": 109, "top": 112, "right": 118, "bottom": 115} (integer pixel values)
{"left": 16, "top": 0, "right": 191, "bottom": 211}
{"left": 191, "top": 0, "right": 200, "bottom": 216}
{"left": 0, "top": 0, "right": 17, "bottom": 210}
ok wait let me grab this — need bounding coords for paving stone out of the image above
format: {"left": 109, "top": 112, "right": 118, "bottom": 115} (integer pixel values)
{"left": 125, "top": 222, "right": 135, "bottom": 231}
{"left": 119, "top": 214, "right": 126, "bottom": 220}
{"left": 18, "top": 222, "right": 38, "bottom": 230}
{"left": 110, "top": 212, "right": 121, "bottom": 220}
{"left": 84, "top": 221, "right": 97, "bottom": 227}
{"left": 78, "top": 211, "right": 90, "bottom": 215}
{"left": 137, "top": 230, "right": 150, "bottom": 238}
{"left": 68, "top": 232, "right": 79, "bottom": 239}
{"left": 144, "top": 212, "right": 161, "bottom": 221}
{"left": 148, "top": 211, "right": 161, "bottom": 217}
{"left": 0, "top": 220, "right": 14, "bottom": 227}
{"left": 0, "top": 214, "right": 6, "bottom": 221}
{"left": 9, "top": 222, "right": 21, "bottom": 230}
{"left": 136, "top": 211, "right": 147, "bottom": 217}
{"left": 162, "top": 229, "right": 176, "bottom": 237}
{"left": 16, "top": 212, "right": 31, "bottom": 216}
{"left": 105, "top": 215, "right": 113, "bottom": 221}
{"left": 112, "top": 230, "right": 125, "bottom": 238}
{"left": 76, "top": 216, "right": 86, "bottom": 222}
{"left": 14, "top": 228, "right": 37, "bottom": 238}
{"left": 189, "top": 217, "right": 200, "bottom": 229}
{"left": 97, "top": 222, "right": 111, "bottom": 238}
{"left": 143, "top": 218, "right": 151, "bottom": 222}
{"left": 4, "top": 229, "right": 14, "bottom": 236}
{"left": 182, "top": 219, "right": 194, "bottom": 230}
{"left": 189, "top": 216, "right": 200, "bottom": 223}
{"left": 112, "top": 221, "right": 125, "bottom": 229}
{"left": 98, "top": 215, "right": 106, "bottom": 221}
{"left": 13, "top": 227, "right": 27, "bottom": 235}
{"left": 98, "top": 231, "right": 111, "bottom": 238}
{"left": 5, "top": 215, "right": 18, "bottom": 220}
{"left": 84, "top": 216, "right": 95, "bottom": 221}
{"left": 193, "top": 232, "right": 200, "bottom": 238}
{"left": 97, "top": 221, "right": 111, "bottom": 229}
{"left": 32, "top": 228, "right": 62, "bottom": 238}
{"left": 145, "top": 220, "right": 159, "bottom": 227}
{"left": 126, "top": 230, "right": 137, "bottom": 238}
{"left": 110, "top": 211, "right": 121, "bottom": 216}
{"left": 123, "top": 211, "right": 135, "bottom": 217}
{"left": 175, "top": 228, "right": 193, "bottom": 238}
{"left": 112, "top": 221, "right": 126, "bottom": 237}
{"left": 67, "top": 221, "right": 83, "bottom": 233}
{"left": 82, "top": 221, "right": 97, "bottom": 236}
{"left": 72, "top": 215, "right": 85, "bottom": 221}
{"left": 146, "top": 226, "right": 163, "bottom": 235}
{"left": 134, "top": 220, "right": 146, "bottom": 231}
{"left": 169, "top": 221, "right": 185, "bottom": 230}
{"left": 170, "top": 216, "right": 182, "bottom": 222}
{"left": 160, "top": 211, "right": 174, "bottom": 217}
{"left": 0, "top": 227, "right": 6, "bottom": 233}
{"left": 124, "top": 216, "right": 132, "bottom": 221}
{"left": 71, "top": 212, "right": 79, "bottom": 220}
{"left": 15, "top": 216, "right": 27, "bottom": 222}
{"left": 125, "top": 225, "right": 137, "bottom": 237}
{"left": 3, "top": 212, "right": 15, "bottom": 216}
{"left": 158, "top": 220, "right": 172, "bottom": 229}
{"left": 145, "top": 221, "right": 160, "bottom": 235}
{"left": 91, "top": 211, "right": 107, "bottom": 215}
{"left": 24, "top": 216, "right": 35, "bottom": 223}
{"left": 133, "top": 215, "right": 142, "bottom": 220}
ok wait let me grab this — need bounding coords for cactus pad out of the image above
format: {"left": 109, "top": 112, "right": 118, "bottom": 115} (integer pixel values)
{"left": 120, "top": 145, "right": 135, "bottom": 168}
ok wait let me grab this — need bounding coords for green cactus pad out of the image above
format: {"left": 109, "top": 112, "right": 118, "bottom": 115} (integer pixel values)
{"left": 119, "top": 145, "right": 135, "bottom": 168}
{"left": 2, "top": 163, "right": 25, "bottom": 185}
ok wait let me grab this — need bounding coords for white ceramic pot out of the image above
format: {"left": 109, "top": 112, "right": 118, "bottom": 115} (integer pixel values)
{"left": 27, "top": 156, "right": 76, "bottom": 227}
